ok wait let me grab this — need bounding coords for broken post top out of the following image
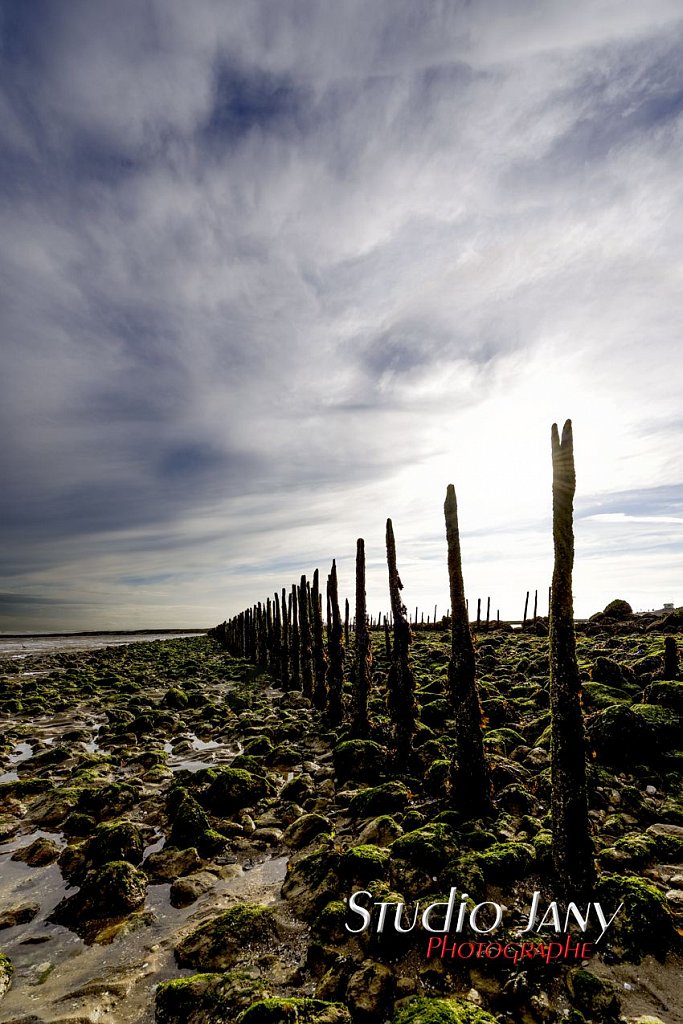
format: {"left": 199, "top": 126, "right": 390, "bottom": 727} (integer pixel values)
{"left": 551, "top": 419, "right": 575, "bottom": 496}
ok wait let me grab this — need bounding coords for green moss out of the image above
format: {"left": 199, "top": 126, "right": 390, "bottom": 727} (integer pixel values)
{"left": 393, "top": 996, "right": 497, "bottom": 1024}
{"left": 349, "top": 781, "right": 410, "bottom": 818}
{"left": 341, "top": 844, "right": 390, "bottom": 883}
{"left": 475, "top": 841, "right": 535, "bottom": 883}
{"left": 482, "top": 727, "right": 525, "bottom": 753}
{"left": 203, "top": 767, "right": 271, "bottom": 814}
{"left": 391, "top": 823, "right": 458, "bottom": 874}
{"left": 566, "top": 967, "right": 619, "bottom": 1017}
{"left": 236, "top": 997, "right": 352, "bottom": 1023}
{"left": 175, "top": 904, "right": 278, "bottom": 971}
{"left": 596, "top": 874, "right": 677, "bottom": 961}
{"left": 333, "top": 739, "right": 387, "bottom": 782}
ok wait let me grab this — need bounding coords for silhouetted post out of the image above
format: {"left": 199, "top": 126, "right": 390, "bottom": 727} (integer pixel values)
{"left": 351, "top": 539, "right": 372, "bottom": 737}
{"left": 290, "top": 585, "right": 301, "bottom": 691}
{"left": 444, "top": 485, "right": 493, "bottom": 818}
{"left": 476, "top": 598, "right": 481, "bottom": 630}
{"left": 386, "top": 519, "right": 417, "bottom": 767}
{"left": 272, "top": 594, "right": 282, "bottom": 687}
{"left": 312, "top": 569, "right": 327, "bottom": 709}
{"left": 533, "top": 589, "right": 538, "bottom": 620}
{"left": 298, "top": 575, "right": 314, "bottom": 699}
{"left": 550, "top": 419, "right": 595, "bottom": 898}
{"left": 326, "top": 561, "right": 344, "bottom": 725}
{"left": 344, "top": 598, "right": 350, "bottom": 646}
{"left": 383, "top": 616, "right": 391, "bottom": 660}
{"left": 523, "top": 591, "right": 529, "bottom": 626}
{"left": 486, "top": 597, "right": 491, "bottom": 631}
{"left": 280, "top": 588, "right": 289, "bottom": 689}
{"left": 664, "top": 636, "right": 678, "bottom": 679}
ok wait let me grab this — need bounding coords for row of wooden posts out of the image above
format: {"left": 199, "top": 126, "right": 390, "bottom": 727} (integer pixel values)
{"left": 211, "top": 419, "right": 593, "bottom": 898}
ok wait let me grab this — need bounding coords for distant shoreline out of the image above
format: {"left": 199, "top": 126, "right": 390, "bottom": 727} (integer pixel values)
{"left": 0, "top": 628, "right": 208, "bottom": 639}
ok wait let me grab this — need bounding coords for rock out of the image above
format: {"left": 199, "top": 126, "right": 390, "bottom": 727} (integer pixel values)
{"left": 357, "top": 815, "right": 403, "bottom": 847}
{"left": 88, "top": 818, "right": 144, "bottom": 866}
{"left": 202, "top": 768, "right": 271, "bottom": 815}
{"left": 281, "top": 848, "right": 341, "bottom": 919}
{"left": 393, "top": 996, "right": 497, "bottom": 1023}
{"left": 0, "top": 953, "right": 13, "bottom": 1002}
{"left": 144, "top": 846, "right": 202, "bottom": 883}
{"left": 349, "top": 781, "right": 410, "bottom": 818}
{"left": 566, "top": 967, "right": 620, "bottom": 1018}
{"left": 236, "top": 998, "right": 352, "bottom": 1023}
{"left": 345, "top": 961, "right": 394, "bottom": 1023}
{"left": 282, "top": 813, "right": 333, "bottom": 850}
{"left": 169, "top": 870, "right": 217, "bottom": 907}
{"left": 587, "top": 705, "right": 653, "bottom": 767}
{"left": 11, "top": 836, "right": 61, "bottom": 866}
{"left": 155, "top": 970, "right": 270, "bottom": 1024}
{"left": 251, "top": 828, "right": 283, "bottom": 846}
{"left": 50, "top": 860, "right": 147, "bottom": 930}
{"left": 664, "top": 889, "right": 683, "bottom": 910}
{"left": 175, "top": 904, "right": 280, "bottom": 970}
{"left": 475, "top": 841, "right": 535, "bottom": 883}
{"left": 0, "top": 902, "right": 40, "bottom": 929}
{"left": 596, "top": 874, "right": 677, "bottom": 960}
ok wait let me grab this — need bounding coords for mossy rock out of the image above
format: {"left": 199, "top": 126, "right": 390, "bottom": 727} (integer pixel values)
{"left": 155, "top": 969, "right": 270, "bottom": 1024}
{"left": 391, "top": 823, "right": 458, "bottom": 874}
{"left": 281, "top": 848, "right": 341, "bottom": 919}
{"left": 602, "top": 599, "right": 633, "bottom": 620}
{"left": 420, "top": 700, "right": 451, "bottom": 728}
{"left": 582, "top": 683, "right": 631, "bottom": 709}
{"left": 643, "top": 680, "right": 683, "bottom": 710}
{"left": 282, "top": 813, "right": 333, "bottom": 850}
{"left": 393, "top": 996, "right": 497, "bottom": 1024}
{"left": 340, "top": 844, "right": 390, "bottom": 884}
{"left": 566, "top": 967, "right": 620, "bottom": 1018}
{"left": 424, "top": 759, "right": 451, "bottom": 797}
{"left": 162, "top": 687, "right": 189, "bottom": 709}
{"left": 51, "top": 860, "right": 147, "bottom": 930}
{"left": 333, "top": 740, "right": 387, "bottom": 783}
{"left": 357, "top": 815, "right": 403, "bottom": 847}
{"left": 0, "top": 952, "right": 13, "bottom": 1001}
{"left": 630, "top": 703, "right": 681, "bottom": 743}
{"left": 587, "top": 705, "right": 653, "bottom": 766}
{"left": 350, "top": 781, "right": 410, "bottom": 818}
{"left": 88, "top": 818, "right": 144, "bottom": 866}
{"left": 237, "top": 998, "right": 352, "bottom": 1023}
{"left": 175, "top": 904, "right": 279, "bottom": 971}
{"left": 168, "top": 789, "right": 212, "bottom": 849}
{"left": 596, "top": 874, "right": 678, "bottom": 961}
{"left": 475, "top": 841, "right": 534, "bottom": 883}
{"left": 482, "top": 728, "right": 525, "bottom": 754}
{"left": 203, "top": 768, "right": 271, "bottom": 814}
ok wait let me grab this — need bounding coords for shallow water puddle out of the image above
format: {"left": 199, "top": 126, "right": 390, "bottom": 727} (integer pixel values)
{"left": 0, "top": 853, "right": 290, "bottom": 1024}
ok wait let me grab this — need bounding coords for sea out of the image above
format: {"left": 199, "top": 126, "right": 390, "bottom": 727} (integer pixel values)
{"left": 0, "top": 631, "right": 207, "bottom": 659}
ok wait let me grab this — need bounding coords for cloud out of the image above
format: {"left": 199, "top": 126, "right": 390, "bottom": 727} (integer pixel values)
{"left": 1, "top": 1, "right": 682, "bottom": 628}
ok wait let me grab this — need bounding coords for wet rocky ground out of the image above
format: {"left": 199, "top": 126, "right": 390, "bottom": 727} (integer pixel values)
{"left": 0, "top": 624, "right": 681, "bottom": 1024}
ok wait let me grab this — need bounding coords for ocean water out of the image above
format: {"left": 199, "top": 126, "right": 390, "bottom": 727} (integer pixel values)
{"left": 0, "top": 631, "right": 206, "bottom": 658}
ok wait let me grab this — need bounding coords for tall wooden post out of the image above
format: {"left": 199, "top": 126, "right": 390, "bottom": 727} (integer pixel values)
{"left": 444, "top": 485, "right": 493, "bottom": 818}
{"left": 550, "top": 419, "right": 595, "bottom": 897}
{"left": 351, "top": 539, "right": 371, "bottom": 737}
{"left": 386, "top": 519, "right": 417, "bottom": 767}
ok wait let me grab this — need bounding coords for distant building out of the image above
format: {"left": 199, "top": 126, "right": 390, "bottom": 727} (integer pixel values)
{"left": 663, "top": 602, "right": 674, "bottom": 610}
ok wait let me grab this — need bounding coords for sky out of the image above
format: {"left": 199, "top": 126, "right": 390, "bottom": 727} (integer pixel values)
{"left": 1, "top": 0, "right": 682, "bottom": 631}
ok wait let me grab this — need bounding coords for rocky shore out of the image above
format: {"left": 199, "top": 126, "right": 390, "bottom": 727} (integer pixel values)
{"left": 0, "top": 628, "right": 681, "bottom": 1024}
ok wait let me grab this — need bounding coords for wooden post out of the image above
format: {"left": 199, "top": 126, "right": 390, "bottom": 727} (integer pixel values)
{"left": 523, "top": 590, "right": 529, "bottom": 625}
{"left": 550, "top": 419, "right": 595, "bottom": 898}
{"left": 386, "top": 519, "right": 417, "bottom": 766}
{"left": 351, "top": 539, "right": 371, "bottom": 737}
{"left": 533, "top": 589, "right": 538, "bottom": 620}
{"left": 326, "top": 561, "right": 344, "bottom": 725}
{"left": 444, "top": 485, "right": 492, "bottom": 818}
{"left": 486, "top": 597, "right": 490, "bottom": 631}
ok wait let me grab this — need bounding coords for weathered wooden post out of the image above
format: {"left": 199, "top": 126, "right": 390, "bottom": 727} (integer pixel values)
{"left": 298, "top": 575, "right": 314, "bottom": 699}
{"left": 312, "top": 569, "right": 328, "bottom": 709}
{"left": 290, "top": 585, "right": 301, "bottom": 692}
{"left": 533, "top": 588, "right": 538, "bottom": 620}
{"left": 486, "top": 597, "right": 491, "bottom": 632}
{"left": 280, "top": 587, "right": 289, "bottom": 690}
{"left": 444, "top": 485, "right": 493, "bottom": 818}
{"left": 523, "top": 591, "right": 529, "bottom": 626}
{"left": 351, "top": 538, "right": 372, "bottom": 737}
{"left": 326, "top": 561, "right": 344, "bottom": 725}
{"left": 383, "top": 616, "right": 391, "bottom": 660}
{"left": 385, "top": 519, "right": 417, "bottom": 766}
{"left": 664, "top": 636, "right": 678, "bottom": 679}
{"left": 550, "top": 419, "right": 595, "bottom": 898}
